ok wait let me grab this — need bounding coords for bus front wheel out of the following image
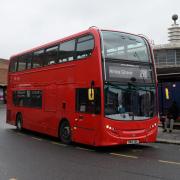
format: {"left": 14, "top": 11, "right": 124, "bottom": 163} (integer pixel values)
{"left": 16, "top": 113, "right": 23, "bottom": 131}
{"left": 59, "top": 120, "right": 72, "bottom": 145}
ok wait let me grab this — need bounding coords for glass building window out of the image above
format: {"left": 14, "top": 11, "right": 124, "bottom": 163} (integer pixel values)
{"left": 154, "top": 49, "right": 179, "bottom": 67}
{"left": 157, "top": 50, "right": 167, "bottom": 65}
{"left": 176, "top": 49, "right": 180, "bottom": 65}
{"left": 167, "top": 50, "right": 175, "bottom": 65}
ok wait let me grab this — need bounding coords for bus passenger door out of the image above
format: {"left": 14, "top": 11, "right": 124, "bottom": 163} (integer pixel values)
{"left": 73, "top": 88, "right": 101, "bottom": 145}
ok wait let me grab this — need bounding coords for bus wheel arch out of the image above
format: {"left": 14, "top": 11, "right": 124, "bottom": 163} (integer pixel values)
{"left": 16, "top": 112, "right": 23, "bottom": 131}
{"left": 58, "top": 118, "right": 72, "bottom": 145}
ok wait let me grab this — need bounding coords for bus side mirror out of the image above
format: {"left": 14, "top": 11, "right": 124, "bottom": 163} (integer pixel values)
{"left": 88, "top": 80, "right": 95, "bottom": 101}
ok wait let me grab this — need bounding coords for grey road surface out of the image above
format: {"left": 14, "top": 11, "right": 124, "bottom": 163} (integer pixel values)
{"left": 0, "top": 105, "right": 180, "bottom": 180}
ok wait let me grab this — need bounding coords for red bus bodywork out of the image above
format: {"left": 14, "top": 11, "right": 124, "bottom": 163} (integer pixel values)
{"left": 7, "top": 28, "right": 158, "bottom": 146}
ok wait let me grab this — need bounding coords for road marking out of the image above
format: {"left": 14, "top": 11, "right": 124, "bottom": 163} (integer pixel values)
{"left": 9, "top": 178, "right": 17, "bottom": 180}
{"left": 110, "top": 153, "right": 138, "bottom": 159}
{"left": 75, "top": 147, "right": 95, "bottom": 152}
{"left": 51, "top": 141, "right": 67, "bottom": 147}
{"left": 31, "top": 137, "right": 42, "bottom": 141}
{"left": 159, "top": 160, "right": 180, "bottom": 166}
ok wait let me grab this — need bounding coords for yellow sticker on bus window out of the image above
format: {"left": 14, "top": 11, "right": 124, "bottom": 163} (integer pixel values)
{"left": 88, "top": 88, "right": 94, "bottom": 101}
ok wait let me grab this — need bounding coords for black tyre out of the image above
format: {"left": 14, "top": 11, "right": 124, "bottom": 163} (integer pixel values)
{"left": 16, "top": 113, "right": 23, "bottom": 131}
{"left": 59, "top": 120, "right": 71, "bottom": 145}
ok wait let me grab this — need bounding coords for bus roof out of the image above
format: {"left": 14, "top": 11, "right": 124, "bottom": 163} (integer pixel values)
{"left": 10, "top": 27, "right": 147, "bottom": 59}
{"left": 10, "top": 28, "right": 98, "bottom": 59}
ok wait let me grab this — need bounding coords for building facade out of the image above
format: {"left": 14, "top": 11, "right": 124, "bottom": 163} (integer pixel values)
{"left": 154, "top": 15, "right": 180, "bottom": 117}
{"left": 0, "top": 58, "right": 9, "bottom": 104}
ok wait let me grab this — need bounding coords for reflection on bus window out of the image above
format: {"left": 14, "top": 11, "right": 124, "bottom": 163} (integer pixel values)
{"left": 104, "top": 83, "right": 156, "bottom": 120}
{"left": 76, "top": 88, "right": 100, "bottom": 114}
{"left": 102, "top": 31, "right": 150, "bottom": 62}
{"left": 45, "top": 46, "right": 58, "bottom": 65}
{"left": 59, "top": 40, "right": 76, "bottom": 62}
{"left": 76, "top": 35, "right": 94, "bottom": 59}
{"left": 13, "top": 90, "right": 42, "bottom": 108}
{"left": 33, "top": 50, "right": 44, "bottom": 68}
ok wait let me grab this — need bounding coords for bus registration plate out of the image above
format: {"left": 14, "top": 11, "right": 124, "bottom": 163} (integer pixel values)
{"left": 127, "top": 140, "right": 139, "bottom": 144}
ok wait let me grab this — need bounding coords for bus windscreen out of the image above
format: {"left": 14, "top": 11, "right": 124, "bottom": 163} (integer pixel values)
{"left": 101, "top": 31, "right": 150, "bottom": 63}
{"left": 104, "top": 83, "right": 156, "bottom": 121}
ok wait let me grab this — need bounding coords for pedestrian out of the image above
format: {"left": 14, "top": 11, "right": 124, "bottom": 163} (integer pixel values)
{"left": 163, "top": 101, "right": 179, "bottom": 133}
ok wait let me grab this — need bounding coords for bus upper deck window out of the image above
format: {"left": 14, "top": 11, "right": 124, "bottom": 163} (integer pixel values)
{"left": 33, "top": 50, "right": 44, "bottom": 68}
{"left": 59, "top": 40, "right": 76, "bottom": 62}
{"left": 45, "top": 46, "right": 58, "bottom": 65}
{"left": 76, "top": 35, "right": 94, "bottom": 60}
{"left": 9, "top": 59, "right": 18, "bottom": 72}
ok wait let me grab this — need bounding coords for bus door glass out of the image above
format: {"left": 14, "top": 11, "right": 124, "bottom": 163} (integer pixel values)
{"left": 74, "top": 88, "right": 101, "bottom": 144}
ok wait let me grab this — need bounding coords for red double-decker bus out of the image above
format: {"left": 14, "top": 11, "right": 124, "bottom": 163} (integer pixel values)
{"left": 7, "top": 27, "right": 158, "bottom": 146}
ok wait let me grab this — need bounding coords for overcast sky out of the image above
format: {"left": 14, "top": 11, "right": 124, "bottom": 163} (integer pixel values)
{"left": 0, "top": 0, "right": 179, "bottom": 59}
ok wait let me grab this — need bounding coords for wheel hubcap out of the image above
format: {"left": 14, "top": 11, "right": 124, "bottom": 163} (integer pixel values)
{"left": 63, "top": 126, "right": 70, "bottom": 139}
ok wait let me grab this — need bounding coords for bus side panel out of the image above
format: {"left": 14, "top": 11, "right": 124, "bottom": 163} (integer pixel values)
{"left": 43, "top": 84, "right": 59, "bottom": 136}
{"left": 56, "top": 84, "right": 76, "bottom": 137}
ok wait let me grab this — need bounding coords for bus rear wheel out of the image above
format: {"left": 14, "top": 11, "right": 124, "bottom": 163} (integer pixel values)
{"left": 16, "top": 113, "right": 23, "bottom": 131}
{"left": 59, "top": 120, "right": 72, "bottom": 145}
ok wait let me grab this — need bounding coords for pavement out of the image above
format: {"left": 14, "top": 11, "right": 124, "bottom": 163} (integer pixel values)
{"left": 157, "top": 126, "right": 180, "bottom": 145}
